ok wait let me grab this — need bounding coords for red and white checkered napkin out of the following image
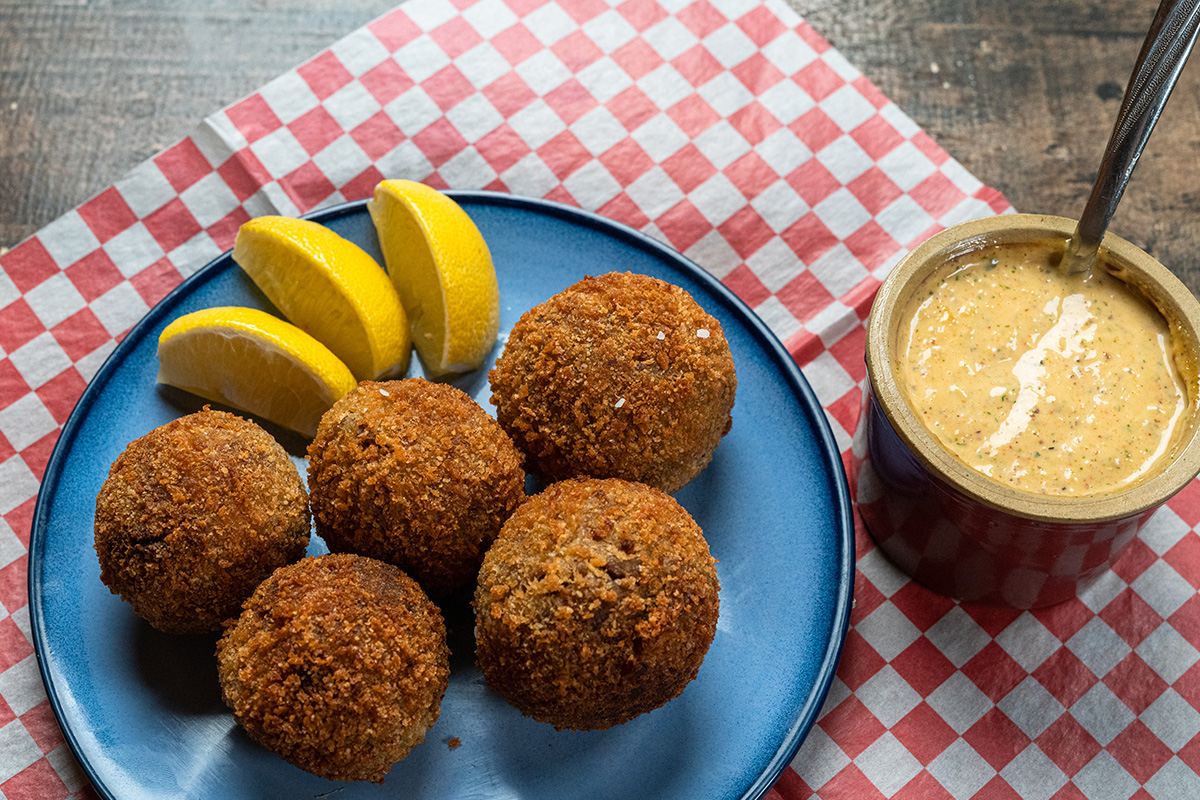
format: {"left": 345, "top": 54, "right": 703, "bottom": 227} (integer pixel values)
{"left": 3, "top": 0, "right": 1194, "bottom": 798}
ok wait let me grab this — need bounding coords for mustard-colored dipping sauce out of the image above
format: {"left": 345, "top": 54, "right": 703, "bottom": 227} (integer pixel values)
{"left": 900, "top": 239, "right": 1190, "bottom": 496}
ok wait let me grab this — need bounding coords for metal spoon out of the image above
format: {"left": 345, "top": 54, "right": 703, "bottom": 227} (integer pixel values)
{"left": 1060, "top": 0, "right": 1200, "bottom": 276}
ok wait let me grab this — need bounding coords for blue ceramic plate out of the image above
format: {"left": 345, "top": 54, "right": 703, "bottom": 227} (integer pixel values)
{"left": 29, "top": 194, "right": 853, "bottom": 800}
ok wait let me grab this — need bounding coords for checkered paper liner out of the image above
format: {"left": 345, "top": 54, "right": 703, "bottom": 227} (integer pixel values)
{"left": 1, "top": 0, "right": 1195, "bottom": 798}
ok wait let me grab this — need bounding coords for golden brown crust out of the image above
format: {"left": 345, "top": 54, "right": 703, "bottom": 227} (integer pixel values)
{"left": 488, "top": 272, "right": 736, "bottom": 494}
{"left": 93, "top": 408, "right": 310, "bottom": 634}
{"left": 216, "top": 554, "right": 449, "bottom": 783}
{"left": 474, "top": 477, "right": 719, "bottom": 731}
{"left": 306, "top": 379, "right": 526, "bottom": 597}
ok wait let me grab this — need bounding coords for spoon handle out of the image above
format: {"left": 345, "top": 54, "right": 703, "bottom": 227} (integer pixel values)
{"left": 1062, "top": 0, "right": 1200, "bottom": 275}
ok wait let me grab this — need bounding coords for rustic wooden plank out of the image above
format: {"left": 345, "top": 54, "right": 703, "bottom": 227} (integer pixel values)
{"left": 0, "top": 1, "right": 396, "bottom": 249}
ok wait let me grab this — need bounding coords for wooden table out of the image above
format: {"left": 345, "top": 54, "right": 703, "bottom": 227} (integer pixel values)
{"left": 3, "top": 0, "right": 1200, "bottom": 293}
{"left": 3, "top": 4, "right": 1199, "bottom": 799}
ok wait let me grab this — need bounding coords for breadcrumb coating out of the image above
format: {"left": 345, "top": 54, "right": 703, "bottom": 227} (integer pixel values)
{"left": 488, "top": 272, "right": 736, "bottom": 494}
{"left": 217, "top": 554, "right": 449, "bottom": 783}
{"left": 94, "top": 408, "right": 309, "bottom": 634}
{"left": 307, "top": 379, "right": 526, "bottom": 597}
{"left": 474, "top": 477, "right": 720, "bottom": 731}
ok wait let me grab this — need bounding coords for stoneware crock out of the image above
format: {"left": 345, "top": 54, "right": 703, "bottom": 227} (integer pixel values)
{"left": 853, "top": 213, "right": 1200, "bottom": 607}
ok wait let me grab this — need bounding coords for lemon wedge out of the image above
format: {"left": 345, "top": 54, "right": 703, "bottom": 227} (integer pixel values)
{"left": 157, "top": 306, "right": 358, "bottom": 438}
{"left": 367, "top": 179, "right": 499, "bottom": 375}
{"left": 232, "top": 216, "right": 410, "bottom": 381}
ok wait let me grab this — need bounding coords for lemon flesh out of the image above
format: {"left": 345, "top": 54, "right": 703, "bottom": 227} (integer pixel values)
{"left": 157, "top": 306, "right": 358, "bottom": 438}
{"left": 232, "top": 216, "right": 410, "bottom": 381}
{"left": 367, "top": 180, "right": 499, "bottom": 375}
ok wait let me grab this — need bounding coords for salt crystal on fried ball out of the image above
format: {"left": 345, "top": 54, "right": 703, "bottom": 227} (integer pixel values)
{"left": 489, "top": 272, "right": 736, "bottom": 494}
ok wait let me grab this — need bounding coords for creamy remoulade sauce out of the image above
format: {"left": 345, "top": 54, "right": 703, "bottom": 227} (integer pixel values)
{"left": 900, "top": 240, "right": 1189, "bottom": 496}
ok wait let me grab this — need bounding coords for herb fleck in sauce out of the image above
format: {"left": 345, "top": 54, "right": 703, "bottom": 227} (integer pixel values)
{"left": 901, "top": 240, "right": 1188, "bottom": 495}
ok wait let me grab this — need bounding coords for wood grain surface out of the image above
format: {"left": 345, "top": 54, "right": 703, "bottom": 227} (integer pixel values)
{"left": 3, "top": 0, "right": 1200, "bottom": 291}
{"left": 0, "top": 0, "right": 397, "bottom": 250}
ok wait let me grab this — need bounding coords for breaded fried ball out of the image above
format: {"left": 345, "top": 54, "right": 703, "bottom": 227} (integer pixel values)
{"left": 475, "top": 477, "right": 720, "bottom": 731}
{"left": 94, "top": 408, "right": 309, "bottom": 634}
{"left": 307, "top": 379, "right": 525, "bottom": 597}
{"left": 217, "top": 554, "right": 449, "bottom": 783}
{"left": 489, "top": 271, "right": 736, "bottom": 494}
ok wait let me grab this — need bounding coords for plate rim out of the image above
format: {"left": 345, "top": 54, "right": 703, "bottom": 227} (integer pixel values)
{"left": 28, "top": 192, "right": 855, "bottom": 800}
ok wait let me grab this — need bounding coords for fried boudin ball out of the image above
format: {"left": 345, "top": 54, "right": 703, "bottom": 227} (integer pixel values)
{"left": 475, "top": 477, "right": 720, "bottom": 731}
{"left": 489, "top": 271, "right": 736, "bottom": 494}
{"left": 307, "top": 379, "right": 525, "bottom": 597}
{"left": 217, "top": 554, "right": 449, "bottom": 783}
{"left": 94, "top": 408, "right": 309, "bottom": 634}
